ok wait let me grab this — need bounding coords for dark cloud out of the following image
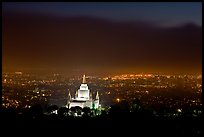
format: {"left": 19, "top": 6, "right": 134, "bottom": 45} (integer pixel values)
{"left": 2, "top": 11, "right": 202, "bottom": 75}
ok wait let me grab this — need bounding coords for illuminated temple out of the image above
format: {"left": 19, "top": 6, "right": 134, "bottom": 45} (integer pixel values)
{"left": 67, "top": 74, "right": 100, "bottom": 109}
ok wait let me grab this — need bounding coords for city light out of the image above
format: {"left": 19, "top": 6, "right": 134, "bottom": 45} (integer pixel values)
{"left": 177, "top": 109, "right": 182, "bottom": 113}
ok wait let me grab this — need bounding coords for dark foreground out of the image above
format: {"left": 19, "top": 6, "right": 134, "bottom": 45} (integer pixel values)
{"left": 0, "top": 108, "right": 203, "bottom": 137}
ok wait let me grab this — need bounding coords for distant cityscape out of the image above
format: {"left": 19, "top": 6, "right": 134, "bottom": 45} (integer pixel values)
{"left": 2, "top": 71, "right": 202, "bottom": 117}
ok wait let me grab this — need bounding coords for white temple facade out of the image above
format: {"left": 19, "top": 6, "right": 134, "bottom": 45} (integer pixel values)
{"left": 67, "top": 74, "right": 100, "bottom": 109}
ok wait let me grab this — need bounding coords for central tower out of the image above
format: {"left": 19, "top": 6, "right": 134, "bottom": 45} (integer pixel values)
{"left": 76, "top": 74, "right": 90, "bottom": 100}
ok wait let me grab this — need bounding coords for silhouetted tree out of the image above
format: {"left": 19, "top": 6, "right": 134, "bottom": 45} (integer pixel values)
{"left": 131, "top": 98, "right": 141, "bottom": 112}
{"left": 101, "top": 110, "right": 107, "bottom": 116}
{"left": 82, "top": 107, "right": 91, "bottom": 117}
{"left": 108, "top": 105, "right": 121, "bottom": 116}
{"left": 118, "top": 100, "right": 130, "bottom": 113}
{"left": 47, "top": 105, "right": 58, "bottom": 114}
{"left": 29, "top": 104, "right": 43, "bottom": 120}
{"left": 75, "top": 106, "right": 82, "bottom": 116}
{"left": 69, "top": 106, "right": 83, "bottom": 116}
{"left": 58, "top": 107, "right": 69, "bottom": 117}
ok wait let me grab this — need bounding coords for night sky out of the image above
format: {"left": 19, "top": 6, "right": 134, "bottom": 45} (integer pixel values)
{"left": 2, "top": 2, "right": 202, "bottom": 76}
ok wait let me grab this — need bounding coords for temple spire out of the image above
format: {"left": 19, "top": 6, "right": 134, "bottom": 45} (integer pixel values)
{"left": 96, "top": 91, "right": 99, "bottom": 100}
{"left": 90, "top": 90, "right": 92, "bottom": 99}
{"left": 68, "top": 90, "right": 71, "bottom": 99}
{"left": 66, "top": 90, "right": 71, "bottom": 108}
{"left": 75, "top": 90, "right": 78, "bottom": 98}
{"left": 82, "top": 74, "right": 86, "bottom": 84}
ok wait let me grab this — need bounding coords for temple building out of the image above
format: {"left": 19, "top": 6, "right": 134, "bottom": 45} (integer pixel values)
{"left": 67, "top": 74, "right": 100, "bottom": 109}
